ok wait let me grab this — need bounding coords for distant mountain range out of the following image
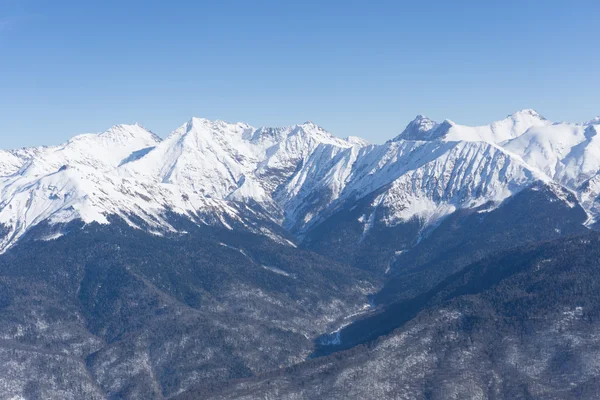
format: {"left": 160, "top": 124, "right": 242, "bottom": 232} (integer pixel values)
{"left": 0, "top": 110, "right": 599, "bottom": 399}
{"left": 1, "top": 110, "right": 599, "bottom": 252}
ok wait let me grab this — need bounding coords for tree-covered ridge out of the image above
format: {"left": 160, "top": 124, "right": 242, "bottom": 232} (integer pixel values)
{"left": 179, "top": 232, "right": 600, "bottom": 399}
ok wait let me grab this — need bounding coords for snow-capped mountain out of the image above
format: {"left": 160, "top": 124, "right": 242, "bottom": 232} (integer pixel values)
{"left": 503, "top": 121, "right": 600, "bottom": 222}
{"left": 276, "top": 109, "right": 561, "bottom": 236}
{"left": 392, "top": 109, "right": 550, "bottom": 143}
{"left": 121, "top": 119, "right": 352, "bottom": 210}
{"left": 0, "top": 120, "right": 356, "bottom": 250}
{"left": 0, "top": 110, "right": 598, "bottom": 252}
{"left": 277, "top": 135, "right": 549, "bottom": 236}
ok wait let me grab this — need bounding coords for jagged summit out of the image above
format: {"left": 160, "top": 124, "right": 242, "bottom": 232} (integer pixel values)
{"left": 508, "top": 108, "right": 546, "bottom": 120}
{"left": 409, "top": 114, "right": 437, "bottom": 129}
{"left": 392, "top": 115, "right": 455, "bottom": 141}
{"left": 394, "top": 115, "right": 437, "bottom": 140}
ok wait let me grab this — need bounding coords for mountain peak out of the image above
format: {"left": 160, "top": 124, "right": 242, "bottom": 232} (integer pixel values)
{"left": 168, "top": 117, "right": 253, "bottom": 142}
{"left": 187, "top": 117, "right": 220, "bottom": 130}
{"left": 99, "top": 123, "right": 162, "bottom": 143}
{"left": 393, "top": 115, "right": 446, "bottom": 141}
{"left": 587, "top": 116, "right": 600, "bottom": 125}
{"left": 509, "top": 109, "right": 546, "bottom": 121}
{"left": 297, "top": 120, "right": 328, "bottom": 133}
{"left": 410, "top": 114, "right": 437, "bottom": 129}
{"left": 290, "top": 121, "right": 348, "bottom": 146}
{"left": 188, "top": 117, "right": 252, "bottom": 129}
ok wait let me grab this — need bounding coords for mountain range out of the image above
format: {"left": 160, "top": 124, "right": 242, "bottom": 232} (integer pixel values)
{"left": 1, "top": 109, "right": 599, "bottom": 399}
{"left": 2, "top": 109, "right": 600, "bottom": 251}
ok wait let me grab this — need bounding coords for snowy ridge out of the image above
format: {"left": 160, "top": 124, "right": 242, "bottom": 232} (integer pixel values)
{"left": 393, "top": 109, "right": 550, "bottom": 143}
{"left": 0, "top": 120, "right": 351, "bottom": 250}
{"left": 503, "top": 121, "right": 600, "bottom": 224}
{"left": 277, "top": 137, "right": 549, "bottom": 234}
{"left": 0, "top": 110, "right": 599, "bottom": 251}
{"left": 21, "top": 123, "right": 162, "bottom": 176}
{"left": 345, "top": 136, "right": 371, "bottom": 147}
{"left": 0, "top": 147, "right": 46, "bottom": 177}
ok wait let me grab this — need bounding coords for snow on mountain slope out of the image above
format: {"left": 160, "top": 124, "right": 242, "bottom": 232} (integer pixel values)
{"left": 392, "top": 115, "right": 446, "bottom": 141}
{"left": 123, "top": 118, "right": 262, "bottom": 199}
{"left": 20, "top": 123, "right": 162, "bottom": 177}
{"left": 0, "top": 119, "right": 350, "bottom": 251}
{"left": 0, "top": 161, "right": 284, "bottom": 250}
{"left": 123, "top": 118, "right": 352, "bottom": 212}
{"left": 0, "top": 124, "right": 175, "bottom": 248}
{"left": 361, "top": 141, "right": 545, "bottom": 228}
{"left": 393, "top": 109, "right": 550, "bottom": 144}
{"left": 275, "top": 143, "right": 363, "bottom": 230}
{"left": 503, "top": 122, "right": 600, "bottom": 187}
{"left": 274, "top": 109, "right": 590, "bottom": 238}
{"left": 0, "top": 148, "right": 42, "bottom": 177}
{"left": 500, "top": 120, "right": 600, "bottom": 223}
{"left": 0, "top": 110, "right": 598, "bottom": 252}
{"left": 345, "top": 136, "right": 371, "bottom": 147}
{"left": 578, "top": 171, "right": 600, "bottom": 224}
{"left": 278, "top": 137, "right": 549, "bottom": 235}
{"left": 250, "top": 121, "right": 353, "bottom": 194}
{"left": 280, "top": 109, "right": 558, "bottom": 235}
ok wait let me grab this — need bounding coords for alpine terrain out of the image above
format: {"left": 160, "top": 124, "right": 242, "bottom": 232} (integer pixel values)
{"left": 0, "top": 109, "right": 599, "bottom": 399}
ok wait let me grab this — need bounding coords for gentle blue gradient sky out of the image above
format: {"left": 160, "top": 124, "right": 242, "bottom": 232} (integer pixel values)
{"left": 1, "top": 0, "right": 599, "bottom": 148}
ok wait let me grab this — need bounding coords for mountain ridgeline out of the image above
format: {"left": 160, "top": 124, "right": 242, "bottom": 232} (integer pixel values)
{"left": 0, "top": 110, "right": 599, "bottom": 399}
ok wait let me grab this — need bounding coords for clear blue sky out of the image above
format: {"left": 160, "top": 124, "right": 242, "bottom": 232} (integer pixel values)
{"left": 1, "top": 0, "right": 599, "bottom": 148}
